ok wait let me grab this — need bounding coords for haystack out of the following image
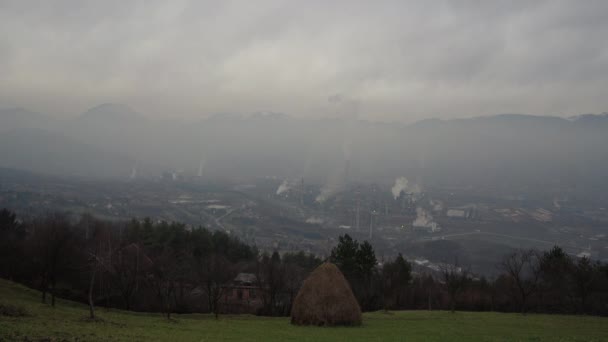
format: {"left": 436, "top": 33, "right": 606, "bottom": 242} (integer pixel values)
{"left": 291, "top": 262, "right": 362, "bottom": 326}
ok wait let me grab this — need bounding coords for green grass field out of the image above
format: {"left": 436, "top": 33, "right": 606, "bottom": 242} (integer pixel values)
{"left": 1, "top": 279, "right": 607, "bottom": 341}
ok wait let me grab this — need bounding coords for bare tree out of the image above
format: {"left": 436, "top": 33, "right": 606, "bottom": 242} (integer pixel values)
{"left": 198, "top": 253, "right": 233, "bottom": 319}
{"left": 256, "top": 252, "right": 287, "bottom": 316}
{"left": 500, "top": 249, "right": 542, "bottom": 314}
{"left": 28, "top": 213, "right": 79, "bottom": 307}
{"left": 440, "top": 260, "right": 469, "bottom": 313}
{"left": 283, "top": 263, "right": 306, "bottom": 314}
{"left": 150, "top": 247, "right": 180, "bottom": 320}
{"left": 573, "top": 257, "right": 596, "bottom": 314}
{"left": 0, "top": 208, "right": 25, "bottom": 280}
{"left": 80, "top": 215, "right": 114, "bottom": 319}
{"left": 112, "top": 243, "right": 151, "bottom": 311}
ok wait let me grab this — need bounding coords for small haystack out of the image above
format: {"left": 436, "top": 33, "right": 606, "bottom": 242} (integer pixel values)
{"left": 291, "top": 262, "right": 362, "bottom": 326}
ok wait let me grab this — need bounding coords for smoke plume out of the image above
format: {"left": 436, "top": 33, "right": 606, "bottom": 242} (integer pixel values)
{"left": 276, "top": 180, "right": 291, "bottom": 195}
{"left": 315, "top": 184, "right": 338, "bottom": 203}
{"left": 306, "top": 217, "right": 324, "bottom": 224}
{"left": 391, "top": 177, "right": 409, "bottom": 199}
{"left": 197, "top": 158, "right": 206, "bottom": 177}
{"left": 413, "top": 207, "right": 440, "bottom": 232}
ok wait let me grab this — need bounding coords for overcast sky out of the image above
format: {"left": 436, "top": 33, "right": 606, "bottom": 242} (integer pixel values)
{"left": 1, "top": 0, "right": 607, "bottom": 122}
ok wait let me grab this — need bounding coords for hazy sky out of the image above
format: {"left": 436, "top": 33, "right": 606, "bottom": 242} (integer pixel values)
{"left": 1, "top": 0, "right": 607, "bottom": 122}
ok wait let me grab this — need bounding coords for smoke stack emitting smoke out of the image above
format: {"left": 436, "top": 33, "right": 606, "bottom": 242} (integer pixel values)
{"left": 391, "top": 177, "right": 409, "bottom": 199}
{"left": 130, "top": 166, "right": 137, "bottom": 180}
{"left": 197, "top": 158, "right": 205, "bottom": 177}
{"left": 315, "top": 93, "right": 359, "bottom": 204}
{"left": 276, "top": 180, "right": 291, "bottom": 195}
{"left": 315, "top": 184, "right": 337, "bottom": 203}
{"left": 413, "top": 207, "right": 440, "bottom": 232}
{"left": 391, "top": 176, "right": 423, "bottom": 200}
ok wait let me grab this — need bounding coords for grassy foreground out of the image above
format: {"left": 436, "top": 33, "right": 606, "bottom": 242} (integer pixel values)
{"left": 1, "top": 279, "right": 607, "bottom": 341}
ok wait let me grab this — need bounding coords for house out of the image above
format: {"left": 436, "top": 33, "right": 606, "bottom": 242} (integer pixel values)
{"left": 222, "top": 273, "right": 263, "bottom": 314}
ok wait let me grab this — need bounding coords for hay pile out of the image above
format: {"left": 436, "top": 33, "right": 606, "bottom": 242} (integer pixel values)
{"left": 291, "top": 262, "right": 362, "bottom": 326}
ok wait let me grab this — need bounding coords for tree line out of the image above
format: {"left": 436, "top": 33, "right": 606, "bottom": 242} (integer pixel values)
{"left": 1, "top": 208, "right": 607, "bottom": 317}
{"left": 330, "top": 235, "right": 608, "bottom": 315}
{"left": 0, "top": 209, "right": 321, "bottom": 318}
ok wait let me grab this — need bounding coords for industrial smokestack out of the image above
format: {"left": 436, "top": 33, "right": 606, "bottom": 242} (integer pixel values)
{"left": 197, "top": 158, "right": 205, "bottom": 177}
{"left": 356, "top": 197, "right": 360, "bottom": 231}
{"left": 413, "top": 207, "right": 440, "bottom": 232}
{"left": 344, "top": 158, "right": 351, "bottom": 184}
{"left": 391, "top": 177, "right": 408, "bottom": 200}
{"left": 276, "top": 180, "right": 290, "bottom": 195}
{"left": 369, "top": 212, "right": 372, "bottom": 239}
{"left": 129, "top": 163, "right": 137, "bottom": 180}
{"left": 300, "top": 177, "right": 305, "bottom": 205}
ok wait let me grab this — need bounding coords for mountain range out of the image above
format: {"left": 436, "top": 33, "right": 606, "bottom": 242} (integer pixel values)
{"left": 1, "top": 104, "right": 607, "bottom": 198}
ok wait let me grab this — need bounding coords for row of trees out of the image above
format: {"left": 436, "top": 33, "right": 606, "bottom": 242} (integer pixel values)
{"left": 1, "top": 209, "right": 608, "bottom": 317}
{"left": 0, "top": 209, "right": 322, "bottom": 318}
{"left": 329, "top": 234, "right": 608, "bottom": 315}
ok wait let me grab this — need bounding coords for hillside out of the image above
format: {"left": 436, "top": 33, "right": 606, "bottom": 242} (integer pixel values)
{"left": 1, "top": 279, "right": 607, "bottom": 341}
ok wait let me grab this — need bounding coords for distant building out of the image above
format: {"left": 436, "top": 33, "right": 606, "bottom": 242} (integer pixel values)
{"left": 446, "top": 206, "right": 476, "bottom": 219}
{"left": 222, "top": 273, "right": 263, "bottom": 314}
{"left": 530, "top": 208, "right": 553, "bottom": 222}
{"left": 447, "top": 209, "right": 466, "bottom": 218}
{"left": 161, "top": 171, "right": 182, "bottom": 182}
{"left": 577, "top": 251, "right": 591, "bottom": 259}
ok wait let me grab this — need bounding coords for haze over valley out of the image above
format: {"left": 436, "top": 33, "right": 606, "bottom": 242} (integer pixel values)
{"left": 2, "top": 104, "right": 608, "bottom": 275}
{"left": 2, "top": 3, "right": 608, "bottom": 335}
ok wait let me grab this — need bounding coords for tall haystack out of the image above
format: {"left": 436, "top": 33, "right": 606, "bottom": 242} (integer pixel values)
{"left": 291, "top": 262, "right": 362, "bottom": 326}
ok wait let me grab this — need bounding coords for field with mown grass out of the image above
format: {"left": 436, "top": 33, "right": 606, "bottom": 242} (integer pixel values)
{"left": 1, "top": 278, "right": 607, "bottom": 341}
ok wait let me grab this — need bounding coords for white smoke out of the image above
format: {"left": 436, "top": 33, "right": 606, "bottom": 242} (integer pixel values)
{"left": 553, "top": 198, "right": 561, "bottom": 209}
{"left": 430, "top": 199, "right": 444, "bottom": 212}
{"left": 276, "top": 180, "right": 291, "bottom": 195}
{"left": 408, "top": 183, "right": 422, "bottom": 194}
{"left": 413, "top": 207, "right": 441, "bottom": 232}
{"left": 129, "top": 164, "right": 137, "bottom": 180}
{"left": 315, "top": 184, "right": 337, "bottom": 203}
{"left": 391, "top": 177, "right": 409, "bottom": 199}
{"left": 391, "top": 176, "right": 424, "bottom": 202}
{"left": 306, "top": 217, "right": 324, "bottom": 224}
{"left": 197, "top": 158, "right": 206, "bottom": 177}
{"left": 314, "top": 93, "right": 359, "bottom": 204}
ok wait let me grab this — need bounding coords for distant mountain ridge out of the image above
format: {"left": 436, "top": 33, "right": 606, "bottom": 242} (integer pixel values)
{"left": 0, "top": 104, "right": 607, "bottom": 196}
{"left": 3, "top": 102, "right": 608, "bottom": 131}
{"left": 0, "top": 107, "right": 59, "bottom": 132}
{"left": 76, "top": 103, "right": 146, "bottom": 123}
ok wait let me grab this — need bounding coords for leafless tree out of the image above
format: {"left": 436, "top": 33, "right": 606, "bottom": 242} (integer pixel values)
{"left": 284, "top": 263, "right": 306, "bottom": 314}
{"left": 150, "top": 247, "right": 180, "bottom": 320}
{"left": 440, "top": 260, "right": 469, "bottom": 313}
{"left": 198, "top": 253, "right": 233, "bottom": 319}
{"left": 112, "top": 242, "right": 151, "bottom": 311}
{"left": 256, "top": 252, "right": 287, "bottom": 316}
{"left": 500, "top": 249, "right": 542, "bottom": 314}
{"left": 573, "top": 257, "right": 596, "bottom": 314}
{"left": 80, "top": 214, "right": 114, "bottom": 319}
{"left": 28, "top": 213, "right": 78, "bottom": 307}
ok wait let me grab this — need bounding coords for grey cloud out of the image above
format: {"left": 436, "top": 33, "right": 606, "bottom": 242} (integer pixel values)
{"left": 0, "top": 0, "right": 607, "bottom": 121}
